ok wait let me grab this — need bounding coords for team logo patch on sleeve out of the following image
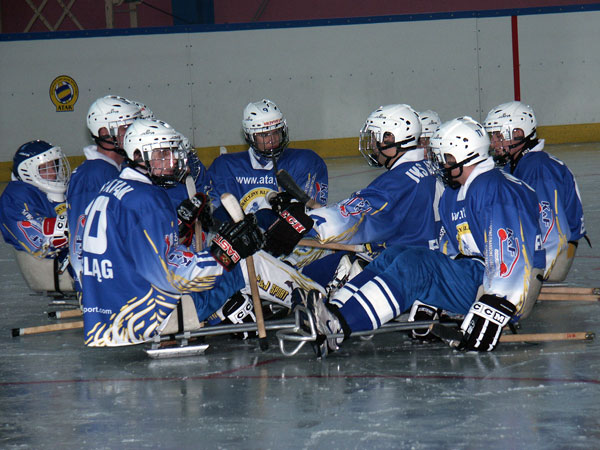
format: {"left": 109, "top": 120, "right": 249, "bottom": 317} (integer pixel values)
{"left": 497, "top": 227, "right": 520, "bottom": 277}
{"left": 339, "top": 196, "right": 372, "bottom": 217}
{"left": 539, "top": 201, "right": 555, "bottom": 243}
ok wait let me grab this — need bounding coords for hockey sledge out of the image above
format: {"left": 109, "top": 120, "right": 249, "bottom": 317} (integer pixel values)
{"left": 144, "top": 295, "right": 295, "bottom": 359}
{"left": 276, "top": 304, "right": 440, "bottom": 357}
{"left": 13, "top": 249, "right": 75, "bottom": 295}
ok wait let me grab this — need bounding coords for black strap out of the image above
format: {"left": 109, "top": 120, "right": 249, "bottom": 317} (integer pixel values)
{"left": 176, "top": 299, "right": 185, "bottom": 333}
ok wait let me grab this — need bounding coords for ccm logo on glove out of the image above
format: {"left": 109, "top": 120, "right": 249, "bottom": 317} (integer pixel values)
{"left": 471, "top": 301, "right": 512, "bottom": 326}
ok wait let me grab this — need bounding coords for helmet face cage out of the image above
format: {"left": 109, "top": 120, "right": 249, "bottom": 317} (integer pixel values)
{"left": 358, "top": 125, "right": 383, "bottom": 167}
{"left": 244, "top": 124, "right": 289, "bottom": 159}
{"left": 358, "top": 104, "right": 421, "bottom": 168}
{"left": 123, "top": 119, "right": 187, "bottom": 188}
{"left": 15, "top": 143, "right": 71, "bottom": 195}
{"left": 141, "top": 140, "right": 188, "bottom": 188}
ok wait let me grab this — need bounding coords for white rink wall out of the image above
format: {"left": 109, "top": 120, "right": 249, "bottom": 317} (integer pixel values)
{"left": 0, "top": 9, "right": 599, "bottom": 162}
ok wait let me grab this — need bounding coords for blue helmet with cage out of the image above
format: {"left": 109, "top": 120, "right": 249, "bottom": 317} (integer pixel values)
{"left": 13, "top": 140, "right": 71, "bottom": 200}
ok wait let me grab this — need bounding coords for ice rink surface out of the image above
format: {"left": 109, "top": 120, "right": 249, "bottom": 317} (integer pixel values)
{"left": 1, "top": 144, "right": 599, "bottom": 449}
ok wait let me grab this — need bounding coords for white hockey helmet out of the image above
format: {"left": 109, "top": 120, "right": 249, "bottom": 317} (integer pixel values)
{"left": 483, "top": 101, "right": 537, "bottom": 141}
{"left": 242, "top": 99, "right": 289, "bottom": 159}
{"left": 429, "top": 117, "right": 490, "bottom": 188}
{"left": 359, "top": 104, "right": 421, "bottom": 168}
{"left": 13, "top": 140, "right": 71, "bottom": 198}
{"left": 122, "top": 118, "right": 187, "bottom": 187}
{"left": 131, "top": 100, "right": 155, "bottom": 119}
{"left": 86, "top": 95, "right": 143, "bottom": 150}
{"left": 418, "top": 110, "right": 442, "bottom": 138}
{"left": 484, "top": 101, "right": 538, "bottom": 166}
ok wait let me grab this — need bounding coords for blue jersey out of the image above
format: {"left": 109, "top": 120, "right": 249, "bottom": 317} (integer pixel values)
{"left": 67, "top": 146, "right": 121, "bottom": 282}
{"left": 510, "top": 140, "right": 586, "bottom": 276}
{"left": 0, "top": 179, "right": 66, "bottom": 258}
{"left": 438, "top": 158, "right": 545, "bottom": 313}
{"left": 331, "top": 158, "right": 546, "bottom": 333}
{"left": 308, "top": 150, "right": 442, "bottom": 253}
{"left": 81, "top": 167, "right": 243, "bottom": 347}
{"left": 208, "top": 147, "right": 328, "bottom": 229}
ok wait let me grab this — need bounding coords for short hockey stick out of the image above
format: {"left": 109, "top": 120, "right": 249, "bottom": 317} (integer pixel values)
{"left": 275, "top": 169, "right": 321, "bottom": 209}
{"left": 297, "top": 238, "right": 365, "bottom": 253}
{"left": 221, "top": 193, "right": 269, "bottom": 350}
{"left": 185, "top": 175, "right": 203, "bottom": 252}
{"left": 430, "top": 323, "right": 594, "bottom": 347}
{"left": 12, "top": 320, "right": 84, "bottom": 337}
{"left": 537, "top": 293, "right": 599, "bottom": 302}
{"left": 540, "top": 286, "right": 599, "bottom": 295}
{"left": 48, "top": 309, "right": 82, "bottom": 319}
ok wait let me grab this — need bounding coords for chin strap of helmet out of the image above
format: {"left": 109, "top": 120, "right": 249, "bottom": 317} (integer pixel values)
{"left": 93, "top": 133, "right": 127, "bottom": 156}
{"left": 377, "top": 138, "right": 416, "bottom": 170}
{"left": 441, "top": 153, "right": 479, "bottom": 189}
{"left": 508, "top": 130, "right": 538, "bottom": 173}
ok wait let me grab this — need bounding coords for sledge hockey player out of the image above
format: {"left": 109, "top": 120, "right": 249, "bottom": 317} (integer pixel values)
{"left": 68, "top": 96, "right": 213, "bottom": 289}
{"left": 417, "top": 109, "right": 441, "bottom": 157}
{"left": 0, "top": 140, "right": 74, "bottom": 292}
{"left": 294, "top": 117, "right": 546, "bottom": 357}
{"left": 67, "top": 95, "right": 143, "bottom": 289}
{"left": 208, "top": 99, "right": 328, "bottom": 231}
{"left": 484, "top": 101, "right": 587, "bottom": 282}
{"left": 206, "top": 99, "right": 328, "bottom": 323}
{"left": 80, "top": 118, "right": 322, "bottom": 347}
{"left": 278, "top": 104, "right": 443, "bottom": 288}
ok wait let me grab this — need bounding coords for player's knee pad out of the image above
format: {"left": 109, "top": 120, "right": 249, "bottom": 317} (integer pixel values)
{"left": 332, "top": 273, "right": 403, "bottom": 332}
{"left": 325, "top": 254, "right": 368, "bottom": 299}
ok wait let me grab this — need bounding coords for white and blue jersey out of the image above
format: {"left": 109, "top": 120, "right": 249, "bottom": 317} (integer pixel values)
{"left": 0, "top": 178, "right": 66, "bottom": 258}
{"left": 331, "top": 159, "right": 545, "bottom": 333}
{"left": 81, "top": 167, "right": 244, "bottom": 347}
{"left": 208, "top": 147, "right": 328, "bottom": 230}
{"left": 67, "top": 146, "right": 121, "bottom": 284}
{"left": 509, "top": 140, "right": 586, "bottom": 277}
{"left": 310, "top": 150, "right": 441, "bottom": 250}
{"left": 437, "top": 158, "right": 545, "bottom": 310}
{"left": 288, "top": 149, "right": 442, "bottom": 287}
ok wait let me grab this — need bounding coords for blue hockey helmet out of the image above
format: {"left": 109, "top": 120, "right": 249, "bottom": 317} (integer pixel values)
{"left": 13, "top": 140, "right": 71, "bottom": 197}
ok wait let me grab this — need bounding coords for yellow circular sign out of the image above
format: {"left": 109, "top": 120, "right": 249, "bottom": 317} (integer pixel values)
{"left": 49, "top": 75, "right": 79, "bottom": 112}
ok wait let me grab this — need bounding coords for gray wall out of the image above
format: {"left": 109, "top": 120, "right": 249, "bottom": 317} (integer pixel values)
{"left": 0, "top": 10, "right": 598, "bottom": 161}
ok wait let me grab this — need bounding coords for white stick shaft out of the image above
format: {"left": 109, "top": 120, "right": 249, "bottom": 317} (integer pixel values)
{"left": 298, "top": 238, "right": 365, "bottom": 253}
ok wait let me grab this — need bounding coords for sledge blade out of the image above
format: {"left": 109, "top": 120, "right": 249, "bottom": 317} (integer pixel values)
{"left": 145, "top": 344, "right": 209, "bottom": 359}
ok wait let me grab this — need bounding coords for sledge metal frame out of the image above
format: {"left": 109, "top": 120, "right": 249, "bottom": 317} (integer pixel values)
{"left": 144, "top": 303, "right": 439, "bottom": 358}
{"left": 276, "top": 305, "right": 439, "bottom": 357}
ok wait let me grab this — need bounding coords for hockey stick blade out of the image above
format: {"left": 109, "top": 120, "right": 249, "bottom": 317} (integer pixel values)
{"left": 429, "top": 323, "right": 464, "bottom": 348}
{"left": 275, "top": 169, "right": 321, "bottom": 209}
{"left": 276, "top": 169, "right": 311, "bottom": 203}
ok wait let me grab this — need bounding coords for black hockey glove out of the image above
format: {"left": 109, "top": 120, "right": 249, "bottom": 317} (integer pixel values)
{"left": 264, "top": 200, "right": 314, "bottom": 257}
{"left": 268, "top": 191, "right": 295, "bottom": 215}
{"left": 408, "top": 301, "right": 441, "bottom": 342}
{"left": 459, "top": 294, "right": 516, "bottom": 351}
{"left": 177, "top": 192, "right": 212, "bottom": 247}
{"left": 210, "top": 213, "right": 264, "bottom": 271}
